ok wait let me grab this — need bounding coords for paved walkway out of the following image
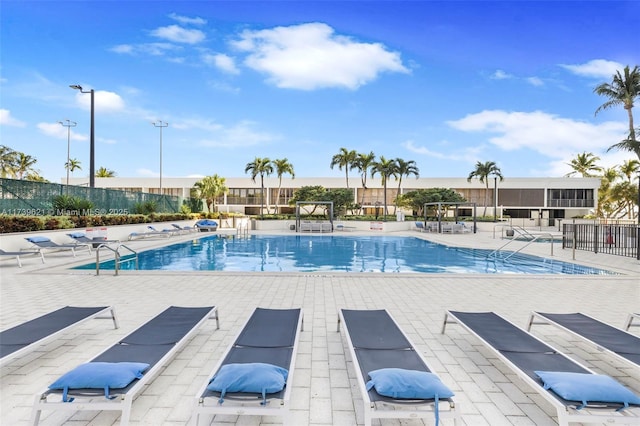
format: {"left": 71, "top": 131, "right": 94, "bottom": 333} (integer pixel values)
{"left": 1, "top": 229, "right": 639, "bottom": 425}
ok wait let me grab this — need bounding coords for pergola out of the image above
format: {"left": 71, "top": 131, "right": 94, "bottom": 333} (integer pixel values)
{"left": 295, "top": 201, "right": 334, "bottom": 232}
{"left": 423, "top": 202, "right": 477, "bottom": 233}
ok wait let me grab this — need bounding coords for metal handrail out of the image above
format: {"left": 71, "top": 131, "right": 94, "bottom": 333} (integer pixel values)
{"left": 96, "top": 243, "right": 138, "bottom": 276}
{"left": 488, "top": 231, "right": 556, "bottom": 260}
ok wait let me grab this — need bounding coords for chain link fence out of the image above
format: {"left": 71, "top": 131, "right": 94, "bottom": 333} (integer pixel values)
{"left": 0, "top": 178, "right": 182, "bottom": 214}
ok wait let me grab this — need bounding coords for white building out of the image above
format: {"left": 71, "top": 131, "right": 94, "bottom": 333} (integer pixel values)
{"left": 68, "top": 176, "right": 601, "bottom": 224}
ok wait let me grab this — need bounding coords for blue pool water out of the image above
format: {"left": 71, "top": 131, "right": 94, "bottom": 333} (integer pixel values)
{"left": 74, "top": 235, "right": 617, "bottom": 275}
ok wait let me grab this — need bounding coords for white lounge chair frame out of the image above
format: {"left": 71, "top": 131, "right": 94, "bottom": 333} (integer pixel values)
{"left": 625, "top": 313, "right": 640, "bottom": 331}
{"left": 527, "top": 311, "right": 640, "bottom": 370}
{"left": 0, "top": 249, "right": 45, "bottom": 267}
{"left": 1, "top": 306, "right": 118, "bottom": 367}
{"left": 339, "top": 309, "right": 460, "bottom": 426}
{"left": 193, "top": 308, "right": 303, "bottom": 426}
{"left": 442, "top": 310, "right": 640, "bottom": 426}
{"left": 31, "top": 305, "right": 219, "bottom": 426}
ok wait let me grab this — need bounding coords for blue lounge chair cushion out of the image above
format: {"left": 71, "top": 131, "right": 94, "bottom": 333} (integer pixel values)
{"left": 535, "top": 371, "right": 640, "bottom": 407}
{"left": 366, "top": 368, "right": 454, "bottom": 400}
{"left": 26, "top": 236, "right": 50, "bottom": 243}
{"left": 50, "top": 362, "right": 149, "bottom": 401}
{"left": 207, "top": 362, "right": 288, "bottom": 403}
{"left": 196, "top": 220, "right": 218, "bottom": 227}
{"left": 68, "top": 232, "right": 85, "bottom": 238}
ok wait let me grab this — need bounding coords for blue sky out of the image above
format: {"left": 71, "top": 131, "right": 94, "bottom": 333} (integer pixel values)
{"left": 1, "top": 1, "right": 639, "bottom": 183}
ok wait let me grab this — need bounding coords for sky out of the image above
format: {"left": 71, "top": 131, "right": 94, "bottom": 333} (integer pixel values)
{"left": 1, "top": 0, "right": 639, "bottom": 184}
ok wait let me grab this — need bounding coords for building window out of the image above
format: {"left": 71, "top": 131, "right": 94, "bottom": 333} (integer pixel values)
{"left": 547, "top": 188, "right": 594, "bottom": 207}
{"left": 227, "top": 188, "right": 263, "bottom": 205}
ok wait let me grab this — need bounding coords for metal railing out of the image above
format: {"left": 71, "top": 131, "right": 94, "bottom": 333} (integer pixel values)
{"left": 563, "top": 222, "right": 639, "bottom": 259}
{"left": 96, "top": 244, "right": 138, "bottom": 275}
{"left": 488, "top": 228, "right": 555, "bottom": 260}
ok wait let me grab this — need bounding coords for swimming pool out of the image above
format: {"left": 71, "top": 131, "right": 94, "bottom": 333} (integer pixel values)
{"left": 74, "top": 235, "right": 617, "bottom": 275}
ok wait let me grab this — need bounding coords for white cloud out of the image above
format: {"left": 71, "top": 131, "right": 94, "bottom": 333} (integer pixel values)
{"left": 73, "top": 90, "right": 125, "bottom": 114}
{"left": 150, "top": 25, "right": 205, "bottom": 44}
{"left": 110, "top": 42, "right": 182, "bottom": 56}
{"left": 230, "top": 22, "right": 409, "bottom": 90}
{"left": 526, "top": 76, "right": 544, "bottom": 86}
{"left": 202, "top": 53, "right": 240, "bottom": 74}
{"left": 37, "top": 122, "right": 87, "bottom": 141}
{"left": 168, "top": 13, "right": 206, "bottom": 26}
{"left": 403, "top": 139, "right": 483, "bottom": 164}
{"left": 490, "top": 70, "right": 513, "bottom": 80}
{"left": 446, "top": 110, "right": 629, "bottom": 176}
{"left": 199, "top": 120, "right": 277, "bottom": 148}
{"left": 0, "top": 109, "right": 26, "bottom": 127}
{"left": 559, "top": 59, "right": 625, "bottom": 79}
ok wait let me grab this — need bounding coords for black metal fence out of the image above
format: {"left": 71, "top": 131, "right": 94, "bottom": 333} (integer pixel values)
{"left": 0, "top": 178, "right": 181, "bottom": 214}
{"left": 563, "top": 222, "right": 640, "bottom": 259}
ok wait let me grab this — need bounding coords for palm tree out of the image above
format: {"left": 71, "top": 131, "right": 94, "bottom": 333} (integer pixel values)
{"left": 371, "top": 156, "right": 398, "bottom": 218}
{"left": 330, "top": 148, "right": 357, "bottom": 189}
{"left": 467, "top": 161, "right": 503, "bottom": 217}
{"left": 618, "top": 159, "right": 640, "bottom": 219}
{"left": 565, "top": 152, "right": 602, "bottom": 177}
{"left": 597, "top": 167, "right": 622, "bottom": 218}
{"left": 394, "top": 158, "right": 419, "bottom": 213}
{"left": 245, "top": 157, "right": 273, "bottom": 217}
{"left": 353, "top": 151, "right": 376, "bottom": 214}
{"left": 66, "top": 158, "right": 82, "bottom": 177}
{"left": 13, "top": 152, "right": 37, "bottom": 180}
{"left": 95, "top": 167, "right": 116, "bottom": 177}
{"left": 272, "top": 158, "right": 295, "bottom": 214}
{"left": 0, "top": 145, "right": 18, "bottom": 178}
{"left": 594, "top": 65, "right": 640, "bottom": 160}
{"left": 193, "top": 174, "right": 228, "bottom": 213}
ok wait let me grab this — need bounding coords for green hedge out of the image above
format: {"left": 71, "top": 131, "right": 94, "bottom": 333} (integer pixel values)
{"left": 0, "top": 213, "right": 191, "bottom": 234}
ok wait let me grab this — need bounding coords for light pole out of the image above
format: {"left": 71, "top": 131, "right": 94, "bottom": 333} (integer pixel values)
{"left": 493, "top": 176, "right": 498, "bottom": 222}
{"left": 59, "top": 119, "right": 77, "bottom": 189}
{"left": 152, "top": 120, "right": 168, "bottom": 194}
{"left": 69, "top": 85, "right": 95, "bottom": 188}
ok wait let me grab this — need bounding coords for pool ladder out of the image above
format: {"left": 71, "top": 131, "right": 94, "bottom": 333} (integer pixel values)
{"left": 95, "top": 243, "right": 138, "bottom": 276}
{"left": 488, "top": 231, "right": 556, "bottom": 261}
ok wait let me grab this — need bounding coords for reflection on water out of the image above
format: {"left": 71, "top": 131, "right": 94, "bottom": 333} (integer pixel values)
{"left": 75, "top": 235, "right": 617, "bottom": 275}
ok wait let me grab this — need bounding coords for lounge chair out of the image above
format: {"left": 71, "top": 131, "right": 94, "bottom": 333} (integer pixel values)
{"left": 1, "top": 306, "right": 118, "bottom": 367}
{"left": 195, "top": 219, "right": 218, "bottom": 232}
{"left": 338, "top": 309, "right": 459, "bottom": 426}
{"left": 414, "top": 221, "right": 426, "bottom": 232}
{"left": 127, "top": 226, "right": 173, "bottom": 240}
{"left": 32, "top": 305, "right": 219, "bottom": 425}
{"left": 24, "top": 236, "right": 91, "bottom": 256}
{"left": 0, "top": 248, "right": 44, "bottom": 267}
{"left": 442, "top": 311, "right": 640, "bottom": 425}
{"left": 193, "top": 307, "right": 303, "bottom": 425}
{"left": 527, "top": 311, "right": 640, "bottom": 369}
{"left": 67, "top": 232, "right": 119, "bottom": 248}
{"left": 625, "top": 313, "right": 640, "bottom": 331}
{"left": 171, "top": 223, "right": 197, "bottom": 234}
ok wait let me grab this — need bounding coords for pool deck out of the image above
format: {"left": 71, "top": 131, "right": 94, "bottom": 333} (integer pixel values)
{"left": 1, "top": 228, "right": 639, "bottom": 425}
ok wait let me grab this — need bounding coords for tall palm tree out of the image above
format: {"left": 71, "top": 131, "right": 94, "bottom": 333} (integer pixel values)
{"left": 618, "top": 159, "right": 639, "bottom": 219}
{"left": 272, "top": 158, "right": 295, "bottom": 214}
{"left": 619, "top": 159, "right": 640, "bottom": 182}
{"left": 353, "top": 151, "right": 376, "bottom": 214}
{"left": 595, "top": 65, "right": 640, "bottom": 160}
{"left": 564, "top": 152, "right": 602, "bottom": 177}
{"left": 245, "top": 157, "right": 273, "bottom": 217}
{"left": 14, "top": 152, "right": 37, "bottom": 180}
{"left": 394, "top": 158, "right": 419, "bottom": 213}
{"left": 330, "top": 148, "right": 357, "bottom": 189}
{"left": 193, "top": 174, "right": 228, "bottom": 213}
{"left": 0, "top": 146, "right": 18, "bottom": 178}
{"left": 66, "top": 158, "right": 82, "bottom": 177}
{"left": 467, "top": 161, "right": 503, "bottom": 217}
{"left": 95, "top": 167, "right": 116, "bottom": 177}
{"left": 371, "top": 156, "right": 398, "bottom": 218}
